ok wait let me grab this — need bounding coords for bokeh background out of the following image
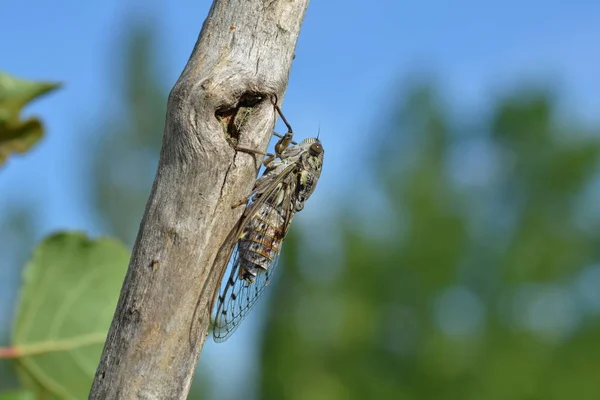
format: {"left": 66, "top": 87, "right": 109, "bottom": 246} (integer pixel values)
{"left": 2, "top": 0, "right": 600, "bottom": 399}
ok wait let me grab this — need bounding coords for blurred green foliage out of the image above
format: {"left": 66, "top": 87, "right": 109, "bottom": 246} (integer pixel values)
{"left": 0, "top": 72, "right": 59, "bottom": 166}
{"left": 9, "top": 233, "right": 128, "bottom": 399}
{"left": 0, "top": 72, "right": 58, "bottom": 391}
{"left": 258, "top": 82, "right": 600, "bottom": 400}
{"left": 0, "top": 390, "right": 35, "bottom": 400}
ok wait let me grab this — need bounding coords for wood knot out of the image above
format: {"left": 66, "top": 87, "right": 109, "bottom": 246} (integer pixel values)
{"left": 215, "top": 92, "right": 267, "bottom": 145}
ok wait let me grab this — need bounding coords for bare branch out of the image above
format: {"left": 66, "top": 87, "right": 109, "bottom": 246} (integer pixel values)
{"left": 89, "top": 1, "right": 310, "bottom": 398}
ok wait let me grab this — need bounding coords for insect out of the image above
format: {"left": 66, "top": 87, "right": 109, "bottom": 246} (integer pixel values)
{"left": 210, "top": 101, "right": 324, "bottom": 342}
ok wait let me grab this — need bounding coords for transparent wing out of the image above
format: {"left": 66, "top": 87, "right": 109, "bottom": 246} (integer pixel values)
{"left": 212, "top": 246, "right": 281, "bottom": 342}
{"left": 211, "top": 165, "right": 297, "bottom": 342}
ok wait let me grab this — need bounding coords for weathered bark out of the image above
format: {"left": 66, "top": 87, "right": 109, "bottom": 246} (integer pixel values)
{"left": 89, "top": 1, "right": 310, "bottom": 398}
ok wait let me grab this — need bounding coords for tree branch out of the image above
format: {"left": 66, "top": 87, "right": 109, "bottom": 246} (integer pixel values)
{"left": 89, "top": 1, "right": 310, "bottom": 398}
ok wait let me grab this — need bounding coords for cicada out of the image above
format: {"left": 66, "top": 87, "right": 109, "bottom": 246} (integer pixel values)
{"left": 210, "top": 103, "right": 324, "bottom": 342}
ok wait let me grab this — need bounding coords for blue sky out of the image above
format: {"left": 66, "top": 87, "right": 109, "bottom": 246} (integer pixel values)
{"left": 2, "top": 0, "right": 600, "bottom": 231}
{"left": 2, "top": 0, "right": 600, "bottom": 397}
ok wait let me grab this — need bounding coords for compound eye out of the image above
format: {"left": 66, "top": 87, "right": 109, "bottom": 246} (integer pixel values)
{"left": 309, "top": 143, "right": 323, "bottom": 155}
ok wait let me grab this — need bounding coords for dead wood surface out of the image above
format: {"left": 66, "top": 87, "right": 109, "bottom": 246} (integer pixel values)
{"left": 89, "top": 1, "right": 310, "bottom": 398}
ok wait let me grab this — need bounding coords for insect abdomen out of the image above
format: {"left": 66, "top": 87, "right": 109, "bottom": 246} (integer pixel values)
{"left": 238, "top": 204, "right": 286, "bottom": 282}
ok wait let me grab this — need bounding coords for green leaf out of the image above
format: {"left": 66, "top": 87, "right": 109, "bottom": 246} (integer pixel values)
{"left": 11, "top": 232, "right": 129, "bottom": 400}
{"left": 0, "top": 71, "right": 60, "bottom": 165}
{"left": 0, "top": 390, "right": 36, "bottom": 400}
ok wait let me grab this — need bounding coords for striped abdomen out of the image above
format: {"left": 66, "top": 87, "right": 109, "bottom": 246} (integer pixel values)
{"left": 237, "top": 202, "right": 288, "bottom": 283}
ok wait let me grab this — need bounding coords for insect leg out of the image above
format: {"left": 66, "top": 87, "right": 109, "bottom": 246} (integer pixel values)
{"left": 273, "top": 132, "right": 297, "bottom": 144}
{"left": 272, "top": 104, "right": 297, "bottom": 155}
{"left": 231, "top": 194, "right": 252, "bottom": 208}
{"left": 234, "top": 146, "right": 268, "bottom": 157}
{"left": 234, "top": 146, "right": 278, "bottom": 167}
{"left": 236, "top": 100, "right": 295, "bottom": 161}
{"left": 274, "top": 132, "right": 295, "bottom": 156}
{"left": 274, "top": 104, "right": 293, "bottom": 137}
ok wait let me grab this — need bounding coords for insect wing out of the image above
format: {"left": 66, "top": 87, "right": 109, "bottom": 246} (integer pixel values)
{"left": 212, "top": 165, "right": 297, "bottom": 342}
{"left": 212, "top": 245, "right": 281, "bottom": 342}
